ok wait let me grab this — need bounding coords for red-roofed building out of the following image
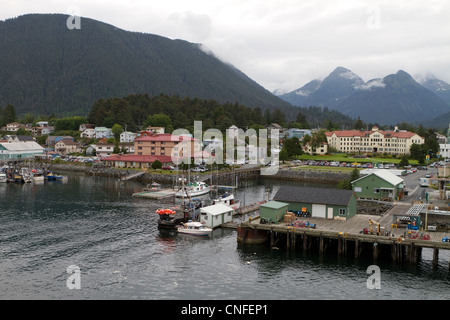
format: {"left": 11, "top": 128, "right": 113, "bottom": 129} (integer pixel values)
{"left": 326, "top": 126, "right": 424, "bottom": 155}
{"left": 101, "top": 154, "right": 174, "bottom": 169}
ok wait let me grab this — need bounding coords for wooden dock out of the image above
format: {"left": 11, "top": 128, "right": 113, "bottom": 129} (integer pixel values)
{"left": 237, "top": 203, "right": 450, "bottom": 269}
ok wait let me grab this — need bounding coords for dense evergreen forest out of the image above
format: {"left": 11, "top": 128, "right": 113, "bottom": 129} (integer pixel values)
{"left": 86, "top": 94, "right": 357, "bottom": 133}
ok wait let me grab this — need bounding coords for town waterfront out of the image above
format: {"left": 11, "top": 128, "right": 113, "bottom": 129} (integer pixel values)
{"left": 0, "top": 173, "right": 449, "bottom": 300}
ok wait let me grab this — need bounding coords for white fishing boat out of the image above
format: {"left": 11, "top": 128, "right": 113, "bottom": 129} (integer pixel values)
{"left": 0, "top": 173, "right": 7, "bottom": 183}
{"left": 177, "top": 221, "right": 213, "bottom": 236}
{"left": 33, "top": 173, "right": 44, "bottom": 183}
{"left": 212, "top": 193, "right": 241, "bottom": 210}
{"left": 175, "top": 181, "right": 210, "bottom": 198}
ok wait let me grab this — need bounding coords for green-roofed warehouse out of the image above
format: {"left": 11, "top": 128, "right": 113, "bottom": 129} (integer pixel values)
{"left": 259, "top": 201, "right": 289, "bottom": 223}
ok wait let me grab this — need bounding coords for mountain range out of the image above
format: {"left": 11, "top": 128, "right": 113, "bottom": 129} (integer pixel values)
{"left": 278, "top": 67, "right": 450, "bottom": 126}
{"left": 0, "top": 14, "right": 295, "bottom": 117}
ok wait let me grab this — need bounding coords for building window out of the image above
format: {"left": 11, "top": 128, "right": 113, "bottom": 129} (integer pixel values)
{"left": 374, "top": 188, "right": 380, "bottom": 194}
{"left": 339, "top": 208, "right": 346, "bottom": 216}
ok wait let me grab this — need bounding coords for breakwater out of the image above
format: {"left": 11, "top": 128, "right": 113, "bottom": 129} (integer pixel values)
{"left": 264, "top": 167, "right": 348, "bottom": 183}
{"left": 49, "top": 163, "right": 261, "bottom": 186}
{"left": 48, "top": 163, "right": 349, "bottom": 185}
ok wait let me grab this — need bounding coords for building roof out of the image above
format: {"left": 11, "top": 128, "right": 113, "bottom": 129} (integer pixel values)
{"left": 326, "top": 129, "right": 419, "bottom": 139}
{"left": 57, "top": 139, "right": 79, "bottom": 146}
{"left": 352, "top": 170, "right": 404, "bottom": 187}
{"left": 200, "top": 203, "right": 234, "bottom": 215}
{"left": 273, "top": 186, "right": 356, "bottom": 207}
{"left": 260, "top": 201, "right": 290, "bottom": 210}
{"left": 0, "top": 141, "right": 44, "bottom": 152}
{"left": 101, "top": 154, "right": 173, "bottom": 163}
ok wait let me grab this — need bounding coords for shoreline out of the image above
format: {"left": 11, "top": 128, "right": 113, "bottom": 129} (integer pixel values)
{"left": 49, "top": 163, "right": 349, "bottom": 185}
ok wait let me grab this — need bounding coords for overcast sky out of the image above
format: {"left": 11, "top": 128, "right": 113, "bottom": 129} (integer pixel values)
{"left": 2, "top": 0, "right": 450, "bottom": 93}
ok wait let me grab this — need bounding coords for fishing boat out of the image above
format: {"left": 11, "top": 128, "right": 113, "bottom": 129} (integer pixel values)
{"left": 32, "top": 173, "right": 44, "bottom": 183}
{"left": 0, "top": 173, "right": 6, "bottom": 183}
{"left": 143, "top": 182, "right": 163, "bottom": 192}
{"left": 177, "top": 221, "right": 212, "bottom": 236}
{"left": 156, "top": 199, "right": 203, "bottom": 229}
{"left": 212, "top": 192, "right": 241, "bottom": 210}
{"left": 175, "top": 181, "right": 210, "bottom": 198}
{"left": 46, "top": 171, "right": 67, "bottom": 182}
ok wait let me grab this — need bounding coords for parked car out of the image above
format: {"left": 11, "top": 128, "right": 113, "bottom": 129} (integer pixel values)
{"left": 162, "top": 166, "right": 175, "bottom": 170}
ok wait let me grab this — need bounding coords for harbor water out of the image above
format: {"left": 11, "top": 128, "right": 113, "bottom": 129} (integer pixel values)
{"left": 0, "top": 173, "right": 449, "bottom": 300}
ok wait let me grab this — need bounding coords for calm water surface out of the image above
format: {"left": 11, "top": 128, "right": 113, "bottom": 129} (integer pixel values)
{"left": 0, "top": 173, "right": 449, "bottom": 300}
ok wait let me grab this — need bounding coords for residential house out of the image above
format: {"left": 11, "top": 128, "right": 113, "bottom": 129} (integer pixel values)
{"left": 32, "top": 126, "right": 53, "bottom": 136}
{"left": 46, "top": 136, "right": 74, "bottom": 146}
{"left": 144, "top": 127, "right": 165, "bottom": 134}
{"left": 81, "top": 128, "right": 96, "bottom": 139}
{"left": 92, "top": 142, "right": 135, "bottom": 158}
{"left": 94, "top": 127, "right": 113, "bottom": 139}
{"left": 36, "top": 121, "right": 49, "bottom": 128}
{"left": 6, "top": 122, "right": 24, "bottom": 132}
{"left": 55, "top": 139, "right": 82, "bottom": 156}
{"left": 120, "top": 131, "right": 136, "bottom": 143}
{"left": 325, "top": 126, "right": 425, "bottom": 155}
{"left": 272, "top": 186, "right": 358, "bottom": 220}
{"left": 4, "top": 135, "right": 36, "bottom": 143}
{"left": 79, "top": 124, "right": 95, "bottom": 132}
{"left": 351, "top": 170, "right": 406, "bottom": 200}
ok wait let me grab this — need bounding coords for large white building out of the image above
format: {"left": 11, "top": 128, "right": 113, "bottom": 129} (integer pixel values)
{"left": 325, "top": 126, "right": 424, "bottom": 155}
{"left": 439, "top": 123, "right": 450, "bottom": 159}
{"left": 0, "top": 141, "right": 44, "bottom": 160}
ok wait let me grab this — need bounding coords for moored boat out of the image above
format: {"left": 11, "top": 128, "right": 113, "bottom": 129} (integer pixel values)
{"left": 177, "top": 221, "right": 212, "bottom": 236}
{"left": 212, "top": 192, "right": 241, "bottom": 210}
{"left": 0, "top": 173, "right": 6, "bottom": 183}
{"left": 175, "top": 181, "right": 210, "bottom": 198}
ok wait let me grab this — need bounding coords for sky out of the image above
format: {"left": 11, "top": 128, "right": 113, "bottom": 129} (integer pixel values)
{"left": 2, "top": 0, "right": 450, "bottom": 93}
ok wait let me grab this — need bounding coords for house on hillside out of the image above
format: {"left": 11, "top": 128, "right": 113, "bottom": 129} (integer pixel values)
{"left": 55, "top": 139, "right": 82, "bottom": 156}
{"left": 94, "top": 127, "right": 113, "bottom": 139}
{"left": 351, "top": 170, "right": 406, "bottom": 200}
{"left": 81, "top": 128, "right": 96, "bottom": 139}
{"left": 120, "top": 131, "right": 136, "bottom": 143}
{"left": 5, "top": 122, "right": 24, "bottom": 132}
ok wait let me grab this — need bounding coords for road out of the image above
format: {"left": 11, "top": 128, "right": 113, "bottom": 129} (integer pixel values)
{"left": 403, "top": 166, "right": 439, "bottom": 201}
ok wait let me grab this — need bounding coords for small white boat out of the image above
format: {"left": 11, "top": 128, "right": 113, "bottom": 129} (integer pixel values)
{"left": 177, "top": 221, "right": 213, "bottom": 236}
{"left": 176, "top": 181, "right": 210, "bottom": 198}
{"left": 212, "top": 193, "right": 241, "bottom": 210}
{"left": 0, "top": 173, "right": 6, "bottom": 183}
{"left": 33, "top": 174, "right": 44, "bottom": 183}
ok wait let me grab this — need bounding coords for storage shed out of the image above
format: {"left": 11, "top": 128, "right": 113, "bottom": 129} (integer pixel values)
{"left": 351, "top": 170, "right": 405, "bottom": 200}
{"left": 273, "top": 186, "right": 358, "bottom": 220}
{"left": 200, "top": 203, "right": 234, "bottom": 229}
{"left": 259, "top": 201, "right": 290, "bottom": 223}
